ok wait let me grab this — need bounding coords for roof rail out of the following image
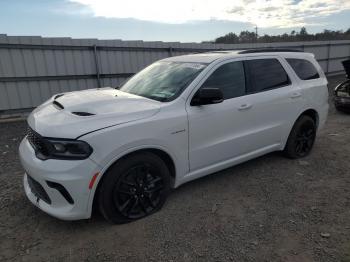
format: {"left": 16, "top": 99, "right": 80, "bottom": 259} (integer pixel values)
{"left": 238, "top": 48, "right": 303, "bottom": 54}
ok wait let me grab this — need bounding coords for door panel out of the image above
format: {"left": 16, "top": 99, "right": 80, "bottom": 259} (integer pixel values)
{"left": 187, "top": 95, "right": 265, "bottom": 171}
{"left": 186, "top": 60, "right": 255, "bottom": 171}
{"left": 187, "top": 56, "right": 304, "bottom": 172}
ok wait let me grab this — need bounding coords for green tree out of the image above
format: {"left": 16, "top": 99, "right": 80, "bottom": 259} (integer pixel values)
{"left": 215, "top": 32, "right": 239, "bottom": 44}
{"left": 239, "top": 31, "right": 257, "bottom": 43}
{"left": 299, "top": 27, "right": 308, "bottom": 36}
{"left": 213, "top": 27, "right": 350, "bottom": 44}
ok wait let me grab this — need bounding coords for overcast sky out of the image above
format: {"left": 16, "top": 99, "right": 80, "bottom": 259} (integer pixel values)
{"left": 1, "top": 0, "right": 350, "bottom": 42}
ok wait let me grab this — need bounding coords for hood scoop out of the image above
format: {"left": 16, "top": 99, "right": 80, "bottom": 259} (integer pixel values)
{"left": 53, "top": 98, "right": 95, "bottom": 116}
{"left": 28, "top": 88, "right": 161, "bottom": 138}
{"left": 71, "top": 111, "right": 95, "bottom": 116}
{"left": 53, "top": 100, "right": 64, "bottom": 110}
{"left": 54, "top": 94, "right": 65, "bottom": 99}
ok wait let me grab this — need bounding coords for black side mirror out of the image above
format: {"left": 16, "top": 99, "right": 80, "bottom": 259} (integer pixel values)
{"left": 191, "top": 88, "right": 224, "bottom": 106}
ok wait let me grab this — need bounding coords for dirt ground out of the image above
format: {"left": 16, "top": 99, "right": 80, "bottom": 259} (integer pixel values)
{"left": 0, "top": 75, "right": 349, "bottom": 262}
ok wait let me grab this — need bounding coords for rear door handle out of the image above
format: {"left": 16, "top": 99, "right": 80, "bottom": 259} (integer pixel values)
{"left": 290, "top": 92, "right": 302, "bottom": 99}
{"left": 238, "top": 103, "right": 252, "bottom": 111}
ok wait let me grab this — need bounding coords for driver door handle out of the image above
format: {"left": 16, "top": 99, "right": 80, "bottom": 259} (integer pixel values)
{"left": 238, "top": 103, "right": 252, "bottom": 111}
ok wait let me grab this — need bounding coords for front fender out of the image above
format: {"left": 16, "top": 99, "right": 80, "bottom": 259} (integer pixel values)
{"left": 85, "top": 143, "right": 184, "bottom": 219}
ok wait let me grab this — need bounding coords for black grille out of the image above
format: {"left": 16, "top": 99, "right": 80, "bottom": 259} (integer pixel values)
{"left": 27, "top": 175, "right": 51, "bottom": 204}
{"left": 27, "top": 127, "right": 50, "bottom": 157}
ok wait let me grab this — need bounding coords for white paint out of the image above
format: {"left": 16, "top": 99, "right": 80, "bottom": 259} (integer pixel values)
{"left": 19, "top": 50, "right": 329, "bottom": 220}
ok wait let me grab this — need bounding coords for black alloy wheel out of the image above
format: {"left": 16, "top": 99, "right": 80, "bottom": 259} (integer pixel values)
{"left": 98, "top": 152, "right": 171, "bottom": 224}
{"left": 113, "top": 164, "right": 164, "bottom": 219}
{"left": 294, "top": 123, "right": 316, "bottom": 157}
{"left": 284, "top": 115, "right": 316, "bottom": 159}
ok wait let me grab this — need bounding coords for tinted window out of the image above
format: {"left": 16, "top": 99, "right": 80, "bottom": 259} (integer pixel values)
{"left": 287, "top": 58, "right": 320, "bottom": 80}
{"left": 246, "top": 59, "right": 290, "bottom": 93}
{"left": 201, "top": 61, "right": 245, "bottom": 99}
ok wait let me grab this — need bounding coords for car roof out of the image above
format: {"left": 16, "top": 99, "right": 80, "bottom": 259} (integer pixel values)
{"left": 162, "top": 50, "right": 314, "bottom": 64}
{"left": 162, "top": 51, "right": 241, "bottom": 63}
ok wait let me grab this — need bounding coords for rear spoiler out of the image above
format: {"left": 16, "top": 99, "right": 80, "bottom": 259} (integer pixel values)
{"left": 342, "top": 59, "right": 350, "bottom": 79}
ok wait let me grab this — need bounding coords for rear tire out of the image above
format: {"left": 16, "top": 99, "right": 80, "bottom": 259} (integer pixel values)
{"left": 335, "top": 105, "right": 342, "bottom": 112}
{"left": 98, "top": 152, "right": 171, "bottom": 224}
{"left": 283, "top": 115, "right": 316, "bottom": 159}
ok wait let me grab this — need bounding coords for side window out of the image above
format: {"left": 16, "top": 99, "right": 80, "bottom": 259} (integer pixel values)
{"left": 201, "top": 61, "right": 245, "bottom": 100}
{"left": 246, "top": 59, "right": 290, "bottom": 93}
{"left": 286, "top": 58, "right": 320, "bottom": 80}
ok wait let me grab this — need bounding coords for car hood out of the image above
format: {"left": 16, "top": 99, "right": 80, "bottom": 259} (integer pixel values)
{"left": 27, "top": 88, "right": 161, "bottom": 138}
{"left": 342, "top": 59, "right": 350, "bottom": 78}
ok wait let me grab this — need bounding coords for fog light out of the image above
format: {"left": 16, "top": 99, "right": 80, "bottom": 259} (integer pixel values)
{"left": 337, "top": 91, "right": 350, "bottom": 97}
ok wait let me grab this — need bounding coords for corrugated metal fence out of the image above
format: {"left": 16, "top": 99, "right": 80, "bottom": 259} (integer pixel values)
{"left": 0, "top": 34, "right": 350, "bottom": 114}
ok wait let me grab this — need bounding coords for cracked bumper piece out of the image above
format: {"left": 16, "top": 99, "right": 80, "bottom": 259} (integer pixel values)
{"left": 20, "top": 137, "right": 100, "bottom": 220}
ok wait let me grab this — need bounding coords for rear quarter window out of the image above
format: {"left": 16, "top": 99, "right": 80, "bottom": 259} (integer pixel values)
{"left": 286, "top": 58, "right": 320, "bottom": 80}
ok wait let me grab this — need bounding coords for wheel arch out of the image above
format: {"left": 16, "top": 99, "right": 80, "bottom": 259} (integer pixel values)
{"left": 90, "top": 147, "right": 177, "bottom": 216}
{"left": 282, "top": 108, "right": 319, "bottom": 150}
{"left": 282, "top": 108, "right": 319, "bottom": 158}
{"left": 298, "top": 108, "right": 319, "bottom": 128}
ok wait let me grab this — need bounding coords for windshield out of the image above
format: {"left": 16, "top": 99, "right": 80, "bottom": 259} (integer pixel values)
{"left": 119, "top": 61, "right": 207, "bottom": 102}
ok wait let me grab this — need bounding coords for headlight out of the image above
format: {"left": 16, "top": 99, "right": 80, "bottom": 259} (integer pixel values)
{"left": 27, "top": 127, "right": 93, "bottom": 160}
{"left": 45, "top": 139, "right": 93, "bottom": 160}
{"left": 335, "top": 81, "right": 350, "bottom": 97}
{"left": 336, "top": 91, "right": 350, "bottom": 97}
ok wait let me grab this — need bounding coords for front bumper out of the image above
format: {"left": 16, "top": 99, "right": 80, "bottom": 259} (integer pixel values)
{"left": 19, "top": 137, "right": 100, "bottom": 220}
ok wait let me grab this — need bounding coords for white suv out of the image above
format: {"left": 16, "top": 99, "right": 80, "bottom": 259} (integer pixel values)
{"left": 19, "top": 49, "right": 329, "bottom": 223}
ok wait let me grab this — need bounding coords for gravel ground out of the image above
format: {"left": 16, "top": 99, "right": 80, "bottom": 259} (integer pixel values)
{"left": 0, "top": 75, "right": 350, "bottom": 262}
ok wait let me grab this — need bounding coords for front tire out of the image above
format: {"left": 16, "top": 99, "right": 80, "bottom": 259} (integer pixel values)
{"left": 98, "top": 152, "right": 171, "bottom": 224}
{"left": 284, "top": 115, "right": 316, "bottom": 159}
